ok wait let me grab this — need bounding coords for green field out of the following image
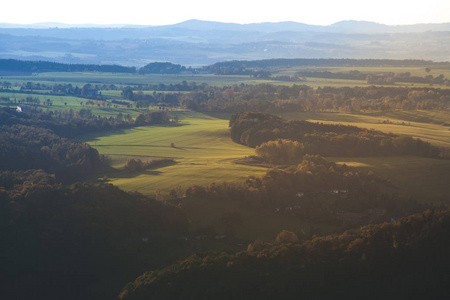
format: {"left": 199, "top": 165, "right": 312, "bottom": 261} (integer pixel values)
{"left": 282, "top": 110, "right": 450, "bottom": 148}
{"left": 80, "top": 111, "right": 267, "bottom": 196}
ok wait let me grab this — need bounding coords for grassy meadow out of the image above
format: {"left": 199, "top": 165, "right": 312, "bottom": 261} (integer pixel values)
{"left": 282, "top": 110, "right": 450, "bottom": 148}
{"left": 79, "top": 111, "right": 267, "bottom": 196}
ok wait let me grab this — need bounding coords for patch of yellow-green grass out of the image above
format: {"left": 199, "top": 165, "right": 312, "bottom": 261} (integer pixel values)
{"left": 328, "top": 156, "right": 450, "bottom": 205}
{"left": 281, "top": 111, "right": 450, "bottom": 148}
{"left": 81, "top": 112, "right": 267, "bottom": 196}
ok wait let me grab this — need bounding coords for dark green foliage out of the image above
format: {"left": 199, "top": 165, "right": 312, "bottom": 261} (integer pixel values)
{"left": 179, "top": 84, "right": 450, "bottom": 113}
{"left": 135, "top": 111, "right": 171, "bottom": 126}
{"left": 0, "top": 174, "right": 188, "bottom": 300}
{"left": 255, "top": 139, "right": 304, "bottom": 164}
{"left": 124, "top": 158, "right": 175, "bottom": 172}
{"left": 230, "top": 112, "right": 442, "bottom": 158}
{"left": 208, "top": 58, "right": 447, "bottom": 70}
{"left": 119, "top": 209, "right": 450, "bottom": 300}
{"left": 0, "top": 58, "right": 136, "bottom": 73}
{"left": 184, "top": 155, "right": 426, "bottom": 226}
{"left": 0, "top": 124, "right": 107, "bottom": 181}
{"left": 125, "top": 158, "right": 145, "bottom": 172}
{"left": 138, "top": 62, "right": 187, "bottom": 74}
{"left": 0, "top": 106, "right": 171, "bottom": 138}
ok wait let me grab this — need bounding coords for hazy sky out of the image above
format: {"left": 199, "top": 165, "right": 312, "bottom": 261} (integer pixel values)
{"left": 2, "top": 0, "right": 449, "bottom": 26}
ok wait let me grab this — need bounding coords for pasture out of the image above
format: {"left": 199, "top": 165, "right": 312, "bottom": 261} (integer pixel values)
{"left": 80, "top": 111, "right": 267, "bottom": 196}
{"left": 282, "top": 110, "right": 450, "bottom": 148}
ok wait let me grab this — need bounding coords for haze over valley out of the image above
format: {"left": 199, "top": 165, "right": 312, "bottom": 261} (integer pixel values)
{"left": 1, "top": 20, "right": 450, "bottom": 66}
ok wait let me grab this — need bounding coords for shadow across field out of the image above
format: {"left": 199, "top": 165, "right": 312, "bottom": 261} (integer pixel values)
{"left": 107, "top": 160, "right": 178, "bottom": 179}
{"left": 75, "top": 122, "right": 190, "bottom": 143}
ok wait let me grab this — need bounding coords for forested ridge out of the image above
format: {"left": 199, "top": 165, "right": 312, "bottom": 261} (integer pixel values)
{"left": 0, "top": 103, "right": 189, "bottom": 299}
{"left": 208, "top": 58, "right": 449, "bottom": 70}
{"left": 0, "top": 124, "right": 107, "bottom": 182}
{"left": 0, "top": 59, "right": 136, "bottom": 73}
{"left": 0, "top": 173, "right": 188, "bottom": 300}
{"left": 119, "top": 208, "right": 450, "bottom": 300}
{"left": 0, "top": 59, "right": 188, "bottom": 75}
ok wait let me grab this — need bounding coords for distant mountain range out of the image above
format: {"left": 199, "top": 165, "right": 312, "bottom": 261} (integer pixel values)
{"left": 0, "top": 20, "right": 449, "bottom": 66}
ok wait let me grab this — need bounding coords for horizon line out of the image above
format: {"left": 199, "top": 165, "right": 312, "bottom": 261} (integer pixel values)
{"left": 1, "top": 19, "right": 450, "bottom": 29}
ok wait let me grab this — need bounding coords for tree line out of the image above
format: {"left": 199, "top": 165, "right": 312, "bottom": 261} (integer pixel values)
{"left": 174, "top": 83, "right": 450, "bottom": 112}
{"left": 0, "top": 59, "right": 187, "bottom": 75}
{"left": 0, "top": 106, "right": 171, "bottom": 137}
{"left": 3, "top": 58, "right": 447, "bottom": 77}
{"left": 208, "top": 58, "right": 448, "bottom": 71}
{"left": 229, "top": 112, "right": 443, "bottom": 158}
{"left": 0, "top": 124, "right": 108, "bottom": 182}
{"left": 0, "top": 59, "right": 136, "bottom": 73}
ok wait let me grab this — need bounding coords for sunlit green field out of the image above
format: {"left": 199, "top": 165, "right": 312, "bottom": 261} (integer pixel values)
{"left": 282, "top": 110, "right": 450, "bottom": 148}
{"left": 80, "top": 111, "right": 267, "bottom": 196}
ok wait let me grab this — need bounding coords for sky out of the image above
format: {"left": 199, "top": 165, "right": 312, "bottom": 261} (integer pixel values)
{"left": 1, "top": 0, "right": 449, "bottom": 26}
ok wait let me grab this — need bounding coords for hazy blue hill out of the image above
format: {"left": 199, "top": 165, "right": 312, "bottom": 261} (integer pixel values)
{"left": 0, "top": 20, "right": 449, "bottom": 66}
{"left": 329, "top": 20, "right": 390, "bottom": 32}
